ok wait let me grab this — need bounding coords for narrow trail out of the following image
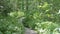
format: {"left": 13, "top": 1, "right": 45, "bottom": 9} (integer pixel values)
{"left": 25, "top": 28, "right": 37, "bottom": 34}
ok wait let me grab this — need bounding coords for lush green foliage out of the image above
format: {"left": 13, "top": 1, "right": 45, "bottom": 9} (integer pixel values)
{"left": 1, "top": 0, "right": 60, "bottom": 34}
{"left": 22, "top": 0, "right": 60, "bottom": 34}
{"left": 0, "top": 16, "right": 24, "bottom": 34}
{"left": 0, "top": 0, "right": 25, "bottom": 34}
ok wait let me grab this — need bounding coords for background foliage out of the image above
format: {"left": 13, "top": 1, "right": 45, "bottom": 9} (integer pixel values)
{"left": 0, "top": 0, "right": 25, "bottom": 34}
{"left": 22, "top": 0, "right": 60, "bottom": 34}
{"left": 0, "top": 0, "right": 60, "bottom": 34}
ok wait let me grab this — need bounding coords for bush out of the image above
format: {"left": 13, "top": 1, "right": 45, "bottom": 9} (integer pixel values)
{"left": 0, "top": 16, "right": 25, "bottom": 34}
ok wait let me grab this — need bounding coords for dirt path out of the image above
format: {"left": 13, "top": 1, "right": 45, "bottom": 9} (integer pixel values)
{"left": 25, "top": 28, "right": 37, "bottom": 34}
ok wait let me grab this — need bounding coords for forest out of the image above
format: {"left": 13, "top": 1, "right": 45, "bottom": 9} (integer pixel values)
{"left": 0, "top": 0, "right": 60, "bottom": 34}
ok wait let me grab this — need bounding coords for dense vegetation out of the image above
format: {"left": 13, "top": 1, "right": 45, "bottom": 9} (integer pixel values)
{"left": 0, "top": 0, "right": 24, "bottom": 34}
{"left": 22, "top": 0, "right": 60, "bottom": 34}
{"left": 0, "top": 0, "right": 60, "bottom": 34}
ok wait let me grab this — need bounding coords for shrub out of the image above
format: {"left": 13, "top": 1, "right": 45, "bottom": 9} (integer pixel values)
{"left": 0, "top": 16, "right": 25, "bottom": 34}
